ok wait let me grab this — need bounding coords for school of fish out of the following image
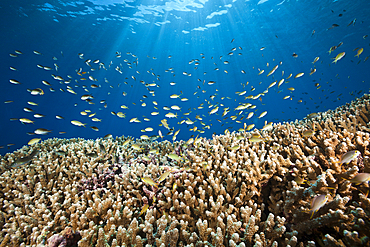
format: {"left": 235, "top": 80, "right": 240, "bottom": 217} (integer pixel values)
{"left": 2, "top": 23, "right": 369, "bottom": 150}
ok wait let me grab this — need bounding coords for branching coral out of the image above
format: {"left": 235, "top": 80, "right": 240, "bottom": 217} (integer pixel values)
{"left": 1, "top": 95, "right": 370, "bottom": 246}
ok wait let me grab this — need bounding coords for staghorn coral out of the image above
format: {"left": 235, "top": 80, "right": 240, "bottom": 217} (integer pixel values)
{"left": 1, "top": 95, "right": 370, "bottom": 246}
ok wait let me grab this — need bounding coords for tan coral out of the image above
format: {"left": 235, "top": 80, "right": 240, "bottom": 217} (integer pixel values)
{"left": 2, "top": 95, "right": 370, "bottom": 246}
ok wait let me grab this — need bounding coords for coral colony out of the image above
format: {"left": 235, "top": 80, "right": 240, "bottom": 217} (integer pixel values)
{"left": 1, "top": 95, "right": 370, "bottom": 246}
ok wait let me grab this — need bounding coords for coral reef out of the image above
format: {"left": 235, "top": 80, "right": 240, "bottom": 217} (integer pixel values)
{"left": 1, "top": 94, "right": 370, "bottom": 246}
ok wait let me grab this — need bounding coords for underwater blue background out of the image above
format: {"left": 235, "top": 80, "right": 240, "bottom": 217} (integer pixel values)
{"left": 0, "top": 0, "right": 369, "bottom": 155}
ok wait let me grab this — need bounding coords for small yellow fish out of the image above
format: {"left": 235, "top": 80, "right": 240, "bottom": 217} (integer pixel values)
{"left": 9, "top": 79, "right": 21, "bottom": 85}
{"left": 309, "top": 194, "right": 328, "bottom": 219}
{"left": 186, "top": 138, "right": 194, "bottom": 145}
{"left": 30, "top": 88, "right": 44, "bottom": 95}
{"left": 262, "top": 122, "right": 273, "bottom": 131}
{"left": 328, "top": 46, "right": 336, "bottom": 54}
{"left": 210, "top": 107, "right": 219, "bottom": 115}
{"left": 165, "top": 112, "right": 177, "bottom": 118}
{"left": 335, "top": 150, "right": 361, "bottom": 165}
{"left": 236, "top": 135, "right": 244, "bottom": 140}
{"left": 34, "top": 128, "right": 51, "bottom": 135}
{"left": 167, "top": 153, "right": 182, "bottom": 162}
{"left": 34, "top": 113, "right": 45, "bottom": 118}
{"left": 249, "top": 137, "right": 265, "bottom": 143}
{"left": 302, "top": 129, "right": 314, "bottom": 137}
{"left": 132, "top": 144, "right": 142, "bottom": 151}
{"left": 19, "top": 118, "right": 34, "bottom": 124}
{"left": 307, "top": 113, "right": 318, "bottom": 119}
{"left": 158, "top": 170, "right": 171, "bottom": 183}
{"left": 258, "top": 111, "right": 267, "bottom": 119}
{"left": 172, "top": 182, "right": 178, "bottom": 192}
{"left": 71, "top": 120, "right": 86, "bottom": 127}
{"left": 158, "top": 130, "right": 163, "bottom": 139}
{"left": 122, "top": 139, "right": 130, "bottom": 146}
{"left": 266, "top": 65, "right": 278, "bottom": 77}
{"left": 140, "top": 135, "right": 149, "bottom": 140}
{"left": 355, "top": 48, "right": 363, "bottom": 57}
{"left": 117, "top": 112, "right": 125, "bottom": 118}
{"left": 294, "top": 72, "right": 304, "bottom": 79}
{"left": 67, "top": 88, "right": 77, "bottom": 95}
{"left": 139, "top": 204, "right": 149, "bottom": 216}
{"left": 246, "top": 112, "right": 254, "bottom": 119}
{"left": 171, "top": 105, "right": 181, "bottom": 110}
{"left": 268, "top": 81, "right": 276, "bottom": 88}
{"left": 141, "top": 177, "right": 158, "bottom": 188}
{"left": 294, "top": 177, "right": 308, "bottom": 185}
{"left": 228, "top": 145, "right": 239, "bottom": 150}
{"left": 170, "top": 94, "right": 181, "bottom": 99}
{"left": 28, "top": 138, "right": 41, "bottom": 145}
{"left": 130, "top": 117, "right": 141, "bottom": 123}
{"left": 161, "top": 119, "right": 169, "bottom": 129}
{"left": 332, "top": 52, "right": 345, "bottom": 63}
{"left": 141, "top": 155, "right": 150, "bottom": 161}
{"left": 246, "top": 124, "right": 255, "bottom": 131}
{"left": 343, "top": 173, "right": 370, "bottom": 185}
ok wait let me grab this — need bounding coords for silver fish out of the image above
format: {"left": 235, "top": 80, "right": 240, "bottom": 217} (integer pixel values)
{"left": 12, "top": 149, "right": 39, "bottom": 168}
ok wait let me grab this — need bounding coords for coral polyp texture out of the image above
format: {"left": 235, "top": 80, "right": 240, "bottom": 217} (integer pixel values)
{"left": 1, "top": 95, "right": 370, "bottom": 247}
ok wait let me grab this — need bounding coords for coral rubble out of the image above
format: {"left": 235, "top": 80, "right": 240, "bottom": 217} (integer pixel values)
{"left": 1, "top": 95, "right": 370, "bottom": 246}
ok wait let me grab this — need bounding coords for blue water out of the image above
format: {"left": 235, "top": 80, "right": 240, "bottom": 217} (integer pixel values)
{"left": 1, "top": 0, "right": 369, "bottom": 155}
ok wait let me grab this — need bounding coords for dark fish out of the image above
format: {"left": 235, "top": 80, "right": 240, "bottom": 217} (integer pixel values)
{"left": 86, "top": 152, "right": 98, "bottom": 158}
{"left": 104, "top": 134, "right": 113, "bottom": 139}
{"left": 99, "top": 142, "right": 106, "bottom": 154}
{"left": 12, "top": 149, "right": 39, "bottom": 168}
{"left": 347, "top": 18, "right": 356, "bottom": 26}
{"left": 54, "top": 150, "right": 66, "bottom": 156}
{"left": 328, "top": 24, "right": 339, "bottom": 30}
